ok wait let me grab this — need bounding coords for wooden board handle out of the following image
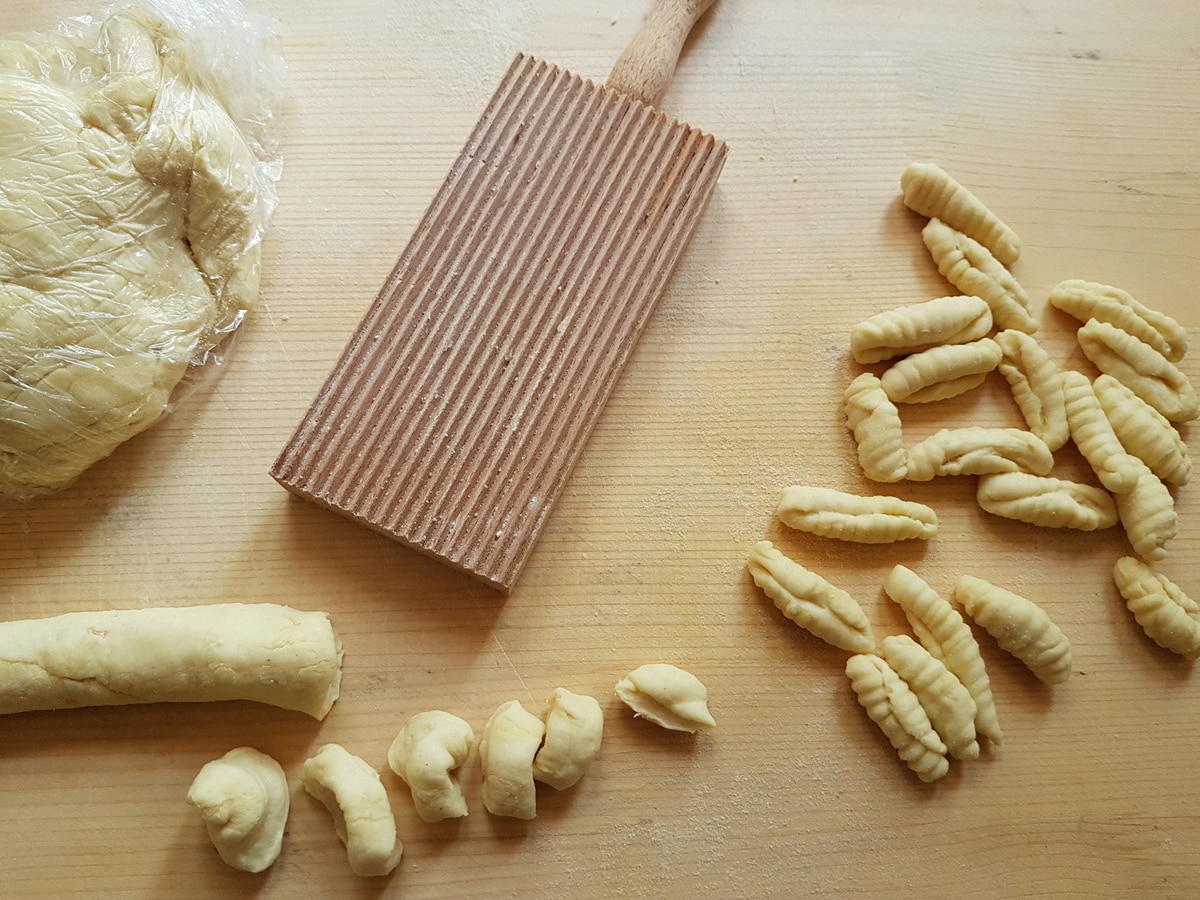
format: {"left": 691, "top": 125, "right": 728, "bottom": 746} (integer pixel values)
{"left": 606, "top": 0, "right": 718, "bottom": 108}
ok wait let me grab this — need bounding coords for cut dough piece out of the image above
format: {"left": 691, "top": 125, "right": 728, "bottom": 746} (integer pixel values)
{"left": 1049, "top": 279, "right": 1187, "bottom": 363}
{"left": 387, "top": 711, "right": 474, "bottom": 822}
{"left": 747, "top": 540, "right": 876, "bottom": 654}
{"left": 1062, "top": 370, "right": 1141, "bottom": 495}
{"left": 1094, "top": 374, "right": 1190, "bottom": 486}
{"left": 976, "top": 472, "right": 1118, "bottom": 531}
{"left": 922, "top": 218, "right": 1037, "bottom": 333}
{"left": 845, "top": 653, "right": 949, "bottom": 783}
{"left": 880, "top": 634, "right": 978, "bottom": 761}
{"left": 880, "top": 338, "right": 1002, "bottom": 404}
{"left": 0, "top": 603, "right": 342, "bottom": 718}
{"left": 615, "top": 663, "right": 715, "bottom": 733}
{"left": 1113, "top": 557, "right": 1200, "bottom": 660}
{"left": 480, "top": 700, "right": 546, "bottom": 819}
{"left": 1077, "top": 318, "right": 1198, "bottom": 423}
{"left": 884, "top": 565, "right": 1001, "bottom": 746}
{"left": 532, "top": 688, "right": 604, "bottom": 790}
{"left": 844, "top": 372, "right": 907, "bottom": 482}
{"left": 0, "top": 7, "right": 271, "bottom": 497}
{"left": 994, "top": 329, "right": 1069, "bottom": 452}
{"left": 187, "top": 747, "right": 289, "bottom": 874}
{"left": 849, "top": 295, "right": 993, "bottom": 364}
{"left": 776, "top": 485, "right": 937, "bottom": 543}
{"left": 302, "top": 744, "right": 402, "bottom": 877}
{"left": 905, "top": 426, "right": 1053, "bottom": 481}
{"left": 900, "top": 162, "right": 1021, "bottom": 265}
{"left": 954, "top": 576, "right": 1072, "bottom": 684}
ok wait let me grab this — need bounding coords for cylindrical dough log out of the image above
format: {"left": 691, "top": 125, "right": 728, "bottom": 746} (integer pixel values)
{"left": 0, "top": 603, "right": 342, "bottom": 719}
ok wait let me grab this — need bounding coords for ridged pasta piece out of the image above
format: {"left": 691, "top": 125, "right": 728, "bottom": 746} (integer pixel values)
{"left": 901, "top": 162, "right": 1022, "bottom": 265}
{"left": 776, "top": 485, "right": 937, "bottom": 543}
{"left": 976, "top": 472, "right": 1118, "bottom": 531}
{"left": 954, "top": 575, "right": 1072, "bottom": 685}
{"left": 884, "top": 565, "right": 1002, "bottom": 746}
{"left": 747, "top": 540, "right": 875, "bottom": 654}
{"left": 850, "top": 295, "right": 993, "bottom": 364}
{"left": 880, "top": 634, "right": 979, "bottom": 761}
{"left": 994, "top": 329, "right": 1069, "bottom": 452}
{"left": 1113, "top": 557, "right": 1200, "bottom": 660}
{"left": 1061, "top": 370, "right": 1141, "bottom": 495}
{"left": 1077, "top": 319, "right": 1198, "bottom": 423}
{"left": 880, "top": 338, "right": 1002, "bottom": 404}
{"left": 845, "top": 653, "right": 949, "bottom": 783}
{"left": 1094, "top": 374, "right": 1190, "bottom": 486}
{"left": 1114, "top": 459, "right": 1177, "bottom": 563}
{"left": 844, "top": 372, "right": 907, "bottom": 482}
{"left": 922, "top": 218, "right": 1037, "bottom": 334}
{"left": 1049, "top": 279, "right": 1187, "bottom": 363}
{"left": 905, "top": 426, "right": 1053, "bottom": 481}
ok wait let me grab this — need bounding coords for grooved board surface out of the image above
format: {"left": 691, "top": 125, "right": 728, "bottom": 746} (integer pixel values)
{"left": 1, "top": 2, "right": 1199, "bottom": 899}
{"left": 272, "top": 54, "right": 727, "bottom": 590}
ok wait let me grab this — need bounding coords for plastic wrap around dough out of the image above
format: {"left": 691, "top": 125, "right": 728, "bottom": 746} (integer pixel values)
{"left": 0, "top": 1, "right": 282, "bottom": 498}
{"left": 0, "top": 603, "right": 342, "bottom": 719}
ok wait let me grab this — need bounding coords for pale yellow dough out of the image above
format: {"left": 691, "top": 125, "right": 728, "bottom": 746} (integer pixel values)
{"left": 615, "top": 663, "right": 716, "bottom": 733}
{"left": 1061, "top": 370, "right": 1141, "bottom": 495}
{"left": 880, "top": 634, "right": 979, "bottom": 761}
{"left": 1114, "top": 459, "right": 1177, "bottom": 563}
{"left": 1094, "top": 374, "right": 1190, "bottom": 486}
{"left": 994, "top": 329, "right": 1070, "bottom": 452}
{"left": 884, "top": 565, "right": 1002, "bottom": 746}
{"left": 747, "top": 540, "right": 876, "bottom": 654}
{"left": 849, "top": 295, "right": 993, "bottom": 364}
{"left": 480, "top": 700, "right": 546, "bottom": 819}
{"left": 0, "top": 8, "right": 266, "bottom": 496}
{"left": 187, "top": 747, "right": 289, "bottom": 874}
{"left": 302, "top": 744, "right": 402, "bottom": 877}
{"left": 387, "top": 710, "right": 475, "bottom": 822}
{"left": 1113, "top": 557, "right": 1200, "bottom": 660}
{"left": 976, "top": 472, "right": 1118, "bottom": 531}
{"left": 845, "top": 653, "right": 949, "bottom": 783}
{"left": 1076, "top": 318, "right": 1198, "bottom": 423}
{"left": 776, "top": 485, "right": 937, "bottom": 543}
{"left": 880, "top": 338, "right": 1002, "bottom": 404}
{"left": 843, "top": 372, "right": 907, "bottom": 482}
{"left": 905, "top": 426, "right": 1053, "bottom": 481}
{"left": 1049, "top": 279, "right": 1187, "bottom": 363}
{"left": 532, "top": 688, "right": 604, "bottom": 790}
{"left": 955, "top": 576, "right": 1072, "bottom": 685}
{"left": 0, "top": 603, "right": 342, "bottom": 718}
{"left": 901, "top": 162, "right": 1021, "bottom": 266}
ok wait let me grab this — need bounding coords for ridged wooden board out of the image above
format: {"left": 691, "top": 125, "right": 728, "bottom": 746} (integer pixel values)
{"left": 272, "top": 53, "right": 726, "bottom": 591}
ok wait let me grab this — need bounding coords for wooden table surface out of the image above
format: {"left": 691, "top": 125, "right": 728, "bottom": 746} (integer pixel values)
{"left": 1, "top": 1, "right": 1197, "bottom": 897}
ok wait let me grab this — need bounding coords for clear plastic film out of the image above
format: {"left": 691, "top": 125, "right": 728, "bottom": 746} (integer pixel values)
{"left": 0, "top": 0, "right": 284, "bottom": 499}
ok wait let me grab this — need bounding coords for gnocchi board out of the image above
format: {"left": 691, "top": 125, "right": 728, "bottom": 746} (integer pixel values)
{"left": 0, "top": 1, "right": 1197, "bottom": 898}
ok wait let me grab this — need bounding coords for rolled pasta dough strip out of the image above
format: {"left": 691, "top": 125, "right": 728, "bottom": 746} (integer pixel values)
{"left": 0, "top": 603, "right": 342, "bottom": 718}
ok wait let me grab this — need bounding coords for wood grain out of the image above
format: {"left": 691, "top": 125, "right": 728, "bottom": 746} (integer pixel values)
{"left": 0, "top": 0, "right": 1197, "bottom": 897}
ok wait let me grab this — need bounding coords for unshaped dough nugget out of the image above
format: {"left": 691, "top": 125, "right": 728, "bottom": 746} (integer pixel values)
{"left": 387, "top": 711, "right": 474, "bottom": 822}
{"left": 994, "top": 329, "right": 1069, "bottom": 452}
{"left": 901, "top": 162, "right": 1022, "bottom": 266}
{"left": 1094, "top": 373, "right": 1190, "bottom": 486}
{"left": 532, "top": 688, "right": 604, "bottom": 790}
{"left": 976, "top": 472, "right": 1118, "bottom": 531}
{"left": 845, "top": 653, "right": 949, "bottom": 783}
{"left": 880, "top": 338, "right": 1002, "bottom": 404}
{"left": 922, "top": 218, "right": 1037, "bottom": 334}
{"left": 480, "top": 700, "right": 546, "bottom": 819}
{"left": 1113, "top": 557, "right": 1200, "bottom": 660}
{"left": 884, "top": 565, "right": 1002, "bottom": 746}
{"left": 747, "top": 540, "right": 876, "bottom": 653}
{"left": 849, "top": 295, "right": 993, "bottom": 364}
{"left": 1077, "top": 318, "right": 1198, "bottom": 423}
{"left": 0, "top": 603, "right": 342, "bottom": 719}
{"left": 776, "top": 485, "right": 937, "bottom": 543}
{"left": 1061, "top": 370, "right": 1141, "bottom": 495}
{"left": 880, "top": 634, "right": 979, "bottom": 761}
{"left": 954, "top": 575, "right": 1072, "bottom": 685}
{"left": 905, "top": 426, "right": 1053, "bottom": 481}
{"left": 1114, "top": 459, "right": 1177, "bottom": 564}
{"left": 615, "top": 663, "right": 715, "bottom": 733}
{"left": 302, "top": 744, "right": 402, "bottom": 877}
{"left": 844, "top": 372, "right": 907, "bottom": 482}
{"left": 1049, "top": 279, "right": 1187, "bottom": 363}
{"left": 187, "top": 747, "right": 289, "bottom": 874}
